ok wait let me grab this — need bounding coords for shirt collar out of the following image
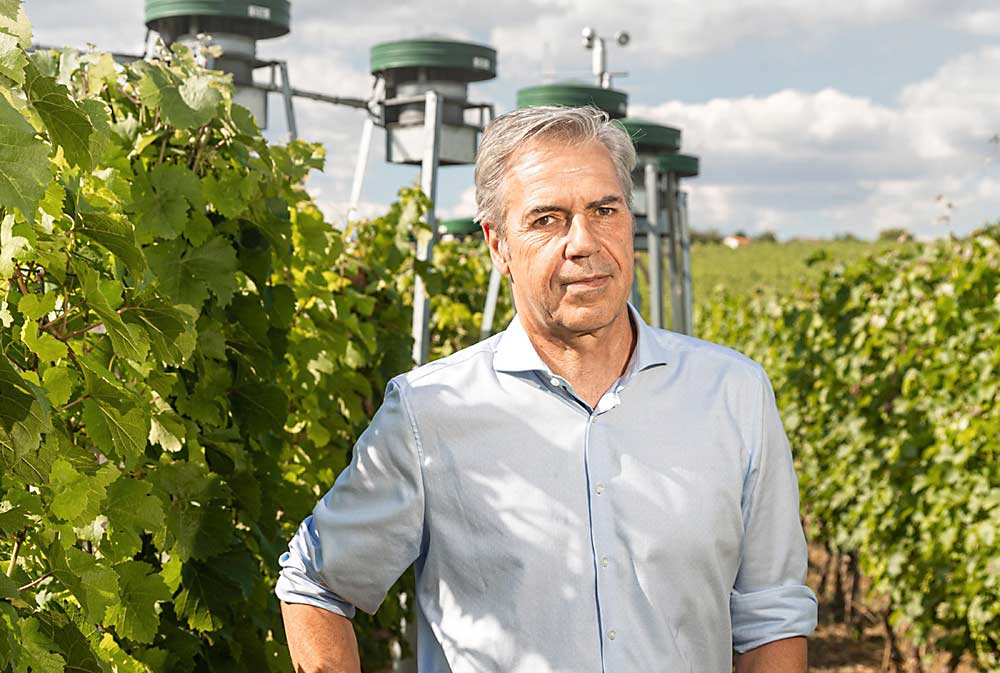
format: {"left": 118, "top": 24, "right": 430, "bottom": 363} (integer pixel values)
{"left": 493, "top": 303, "right": 669, "bottom": 378}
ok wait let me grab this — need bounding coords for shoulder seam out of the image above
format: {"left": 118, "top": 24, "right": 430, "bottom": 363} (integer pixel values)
{"left": 404, "top": 343, "right": 496, "bottom": 385}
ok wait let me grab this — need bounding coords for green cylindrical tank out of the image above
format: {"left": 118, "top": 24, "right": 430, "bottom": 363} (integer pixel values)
{"left": 371, "top": 37, "right": 497, "bottom": 82}
{"left": 437, "top": 217, "right": 482, "bottom": 236}
{"left": 144, "top": 0, "right": 290, "bottom": 42}
{"left": 658, "top": 153, "right": 700, "bottom": 178}
{"left": 517, "top": 82, "right": 628, "bottom": 119}
{"left": 617, "top": 117, "right": 681, "bottom": 154}
{"left": 372, "top": 37, "right": 497, "bottom": 128}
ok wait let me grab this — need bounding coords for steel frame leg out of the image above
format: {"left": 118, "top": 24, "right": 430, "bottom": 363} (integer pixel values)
{"left": 411, "top": 91, "right": 442, "bottom": 366}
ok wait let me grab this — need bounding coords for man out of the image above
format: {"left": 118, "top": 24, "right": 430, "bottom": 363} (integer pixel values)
{"left": 277, "top": 106, "right": 818, "bottom": 673}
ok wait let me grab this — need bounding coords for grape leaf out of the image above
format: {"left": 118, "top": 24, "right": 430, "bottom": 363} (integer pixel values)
{"left": 81, "top": 399, "right": 148, "bottom": 469}
{"left": 104, "top": 477, "right": 165, "bottom": 559}
{"left": 47, "top": 544, "right": 119, "bottom": 625}
{"left": 0, "top": 99, "right": 50, "bottom": 222}
{"left": 0, "top": 382, "right": 52, "bottom": 483}
{"left": 24, "top": 59, "right": 94, "bottom": 170}
{"left": 151, "top": 462, "right": 233, "bottom": 561}
{"left": 0, "top": 1, "right": 29, "bottom": 48}
{"left": 0, "top": 602, "right": 19, "bottom": 670}
{"left": 136, "top": 64, "right": 221, "bottom": 130}
{"left": 0, "top": 576, "right": 16, "bottom": 601}
{"left": 80, "top": 98, "right": 111, "bottom": 168}
{"left": 82, "top": 51, "right": 116, "bottom": 92}
{"left": 122, "top": 298, "right": 197, "bottom": 366}
{"left": 28, "top": 611, "right": 106, "bottom": 673}
{"left": 0, "top": 30, "right": 25, "bottom": 84}
{"left": 147, "top": 235, "right": 239, "bottom": 308}
{"left": 0, "top": 352, "right": 33, "bottom": 431}
{"left": 174, "top": 563, "right": 225, "bottom": 633}
{"left": 16, "top": 291, "right": 56, "bottom": 320}
{"left": 77, "top": 265, "right": 150, "bottom": 364}
{"left": 42, "top": 365, "right": 73, "bottom": 407}
{"left": 16, "top": 617, "right": 65, "bottom": 673}
{"left": 0, "top": 213, "right": 31, "bottom": 275}
{"left": 41, "top": 365, "right": 74, "bottom": 407}
{"left": 76, "top": 212, "right": 146, "bottom": 273}
{"left": 202, "top": 169, "right": 251, "bottom": 219}
{"left": 148, "top": 396, "right": 185, "bottom": 453}
{"left": 128, "top": 163, "right": 202, "bottom": 243}
{"left": 230, "top": 382, "right": 288, "bottom": 435}
{"left": 104, "top": 561, "right": 170, "bottom": 644}
{"left": 0, "top": 506, "right": 26, "bottom": 537}
{"left": 174, "top": 551, "right": 261, "bottom": 634}
{"left": 48, "top": 458, "right": 117, "bottom": 524}
{"left": 0, "top": 0, "right": 18, "bottom": 20}
{"left": 20, "top": 321, "right": 67, "bottom": 362}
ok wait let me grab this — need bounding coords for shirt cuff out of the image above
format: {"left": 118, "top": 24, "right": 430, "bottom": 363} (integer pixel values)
{"left": 730, "top": 584, "right": 818, "bottom": 653}
{"left": 275, "top": 523, "right": 359, "bottom": 622}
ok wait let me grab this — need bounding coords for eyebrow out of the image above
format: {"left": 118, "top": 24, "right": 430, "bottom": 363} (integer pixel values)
{"left": 523, "top": 195, "right": 624, "bottom": 219}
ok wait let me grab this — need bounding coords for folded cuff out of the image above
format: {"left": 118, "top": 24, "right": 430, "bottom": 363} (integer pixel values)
{"left": 275, "top": 550, "right": 357, "bottom": 619}
{"left": 730, "top": 584, "right": 818, "bottom": 653}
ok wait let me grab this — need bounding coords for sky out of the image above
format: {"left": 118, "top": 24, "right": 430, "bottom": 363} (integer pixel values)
{"left": 25, "top": 0, "right": 1000, "bottom": 240}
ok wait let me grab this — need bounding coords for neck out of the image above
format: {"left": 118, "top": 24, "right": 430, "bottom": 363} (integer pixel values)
{"left": 523, "top": 306, "right": 636, "bottom": 409}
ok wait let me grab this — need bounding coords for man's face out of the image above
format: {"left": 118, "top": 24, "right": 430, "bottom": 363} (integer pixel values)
{"left": 484, "top": 137, "right": 634, "bottom": 339}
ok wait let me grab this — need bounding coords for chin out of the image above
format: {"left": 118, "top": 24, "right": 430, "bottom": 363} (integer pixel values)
{"left": 554, "top": 300, "right": 626, "bottom": 333}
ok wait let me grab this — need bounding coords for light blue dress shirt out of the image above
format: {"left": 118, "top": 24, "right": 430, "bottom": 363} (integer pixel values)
{"left": 276, "top": 305, "right": 818, "bottom": 673}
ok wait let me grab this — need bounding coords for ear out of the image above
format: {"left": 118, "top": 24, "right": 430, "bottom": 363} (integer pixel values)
{"left": 481, "top": 221, "right": 511, "bottom": 276}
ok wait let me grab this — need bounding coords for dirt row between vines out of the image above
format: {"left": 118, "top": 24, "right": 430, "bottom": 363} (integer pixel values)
{"left": 806, "top": 544, "right": 976, "bottom": 673}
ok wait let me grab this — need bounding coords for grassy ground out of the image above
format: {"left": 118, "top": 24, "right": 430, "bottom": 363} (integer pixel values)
{"left": 633, "top": 239, "right": 916, "bottom": 326}
{"left": 686, "top": 239, "right": 909, "bottom": 302}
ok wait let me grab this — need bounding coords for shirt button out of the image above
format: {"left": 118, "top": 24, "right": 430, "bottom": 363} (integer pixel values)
{"left": 549, "top": 376, "right": 560, "bottom": 387}
{"left": 608, "top": 629, "right": 617, "bottom": 640}
{"left": 601, "top": 556, "right": 609, "bottom": 568}
{"left": 595, "top": 483, "right": 605, "bottom": 495}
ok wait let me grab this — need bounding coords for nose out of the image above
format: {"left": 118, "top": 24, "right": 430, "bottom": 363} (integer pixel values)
{"left": 564, "top": 212, "right": 602, "bottom": 259}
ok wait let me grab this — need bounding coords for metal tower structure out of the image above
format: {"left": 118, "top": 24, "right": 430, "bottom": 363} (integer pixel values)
{"left": 349, "top": 37, "right": 497, "bottom": 366}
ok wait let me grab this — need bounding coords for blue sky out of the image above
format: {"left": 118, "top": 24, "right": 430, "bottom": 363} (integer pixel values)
{"left": 26, "top": 0, "right": 1000, "bottom": 239}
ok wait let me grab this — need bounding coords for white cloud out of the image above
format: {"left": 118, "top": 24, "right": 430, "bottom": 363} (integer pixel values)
{"left": 631, "top": 46, "right": 1000, "bottom": 238}
{"left": 439, "top": 185, "right": 478, "bottom": 220}
{"left": 953, "top": 8, "right": 1000, "bottom": 36}
{"left": 489, "top": 0, "right": 979, "bottom": 78}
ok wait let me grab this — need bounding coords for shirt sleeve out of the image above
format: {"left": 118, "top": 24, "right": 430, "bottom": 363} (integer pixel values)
{"left": 275, "top": 379, "right": 425, "bottom": 617}
{"left": 730, "top": 367, "right": 818, "bottom": 653}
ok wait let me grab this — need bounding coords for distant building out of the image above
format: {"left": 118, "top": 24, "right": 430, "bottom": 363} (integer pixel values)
{"left": 722, "top": 235, "right": 752, "bottom": 249}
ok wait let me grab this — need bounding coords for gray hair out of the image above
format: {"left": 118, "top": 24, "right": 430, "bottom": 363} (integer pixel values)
{"left": 474, "top": 105, "right": 637, "bottom": 238}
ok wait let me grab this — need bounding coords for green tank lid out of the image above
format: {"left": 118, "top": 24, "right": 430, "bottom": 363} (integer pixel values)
{"left": 517, "top": 82, "right": 628, "bottom": 119}
{"left": 617, "top": 117, "right": 681, "bottom": 154}
{"left": 371, "top": 38, "right": 497, "bottom": 82}
{"left": 437, "top": 217, "right": 482, "bottom": 236}
{"left": 658, "top": 153, "right": 700, "bottom": 178}
{"left": 145, "top": 0, "right": 290, "bottom": 40}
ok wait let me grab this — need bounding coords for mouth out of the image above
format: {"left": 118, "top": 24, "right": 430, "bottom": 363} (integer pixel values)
{"left": 561, "top": 274, "right": 611, "bottom": 289}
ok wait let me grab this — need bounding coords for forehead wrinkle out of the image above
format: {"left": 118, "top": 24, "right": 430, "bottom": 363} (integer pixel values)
{"left": 503, "top": 138, "right": 623, "bottom": 228}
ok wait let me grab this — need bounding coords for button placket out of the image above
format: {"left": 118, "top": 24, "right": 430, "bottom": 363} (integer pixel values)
{"left": 587, "top": 417, "right": 621, "bottom": 659}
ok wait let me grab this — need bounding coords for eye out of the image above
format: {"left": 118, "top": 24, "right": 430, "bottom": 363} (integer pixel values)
{"left": 533, "top": 214, "right": 555, "bottom": 227}
{"left": 596, "top": 206, "right": 616, "bottom": 217}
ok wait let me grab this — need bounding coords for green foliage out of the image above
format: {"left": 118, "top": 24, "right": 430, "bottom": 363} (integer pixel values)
{"left": 698, "top": 229, "right": 1000, "bottom": 671}
{"left": 0, "top": 5, "right": 422, "bottom": 670}
{"left": 417, "top": 231, "right": 513, "bottom": 360}
{"left": 878, "top": 226, "right": 914, "bottom": 242}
